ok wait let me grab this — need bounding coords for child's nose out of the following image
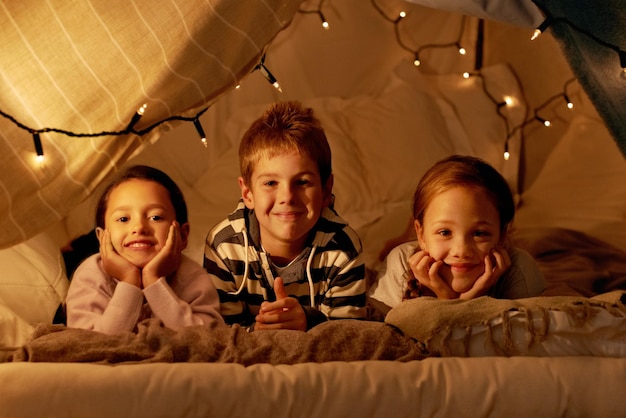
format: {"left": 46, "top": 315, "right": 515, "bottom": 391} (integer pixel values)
{"left": 278, "top": 184, "right": 295, "bottom": 203}
{"left": 451, "top": 236, "right": 473, "bottom": 257}
{"left": 131, "top": 219, "right": 149, "bottom": 234}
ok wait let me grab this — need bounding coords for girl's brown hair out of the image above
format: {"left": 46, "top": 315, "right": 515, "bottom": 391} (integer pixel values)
{"left": 95, "top": 165, "right": 188, "bottom": 229}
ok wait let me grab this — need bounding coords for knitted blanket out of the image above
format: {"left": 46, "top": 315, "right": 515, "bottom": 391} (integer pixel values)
{"left": 10, "top": 319, "right": 429, "bottom": 365}
{"left": 385, "top": 290, "right": 626, "bottom": 356}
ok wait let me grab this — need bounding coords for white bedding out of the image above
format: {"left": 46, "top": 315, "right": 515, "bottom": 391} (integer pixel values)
{"left": 2, "top": 358, "right": 625, "bottom": 418}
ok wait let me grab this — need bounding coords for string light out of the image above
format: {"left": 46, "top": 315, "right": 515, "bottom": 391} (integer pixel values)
{"left": 530, "top": 10, "right": 626, "bottom": 78}
{"left": 125, "top": 103, "right": 147, "bottom": 131}
{"left": 1, "top": 2, "right": 606, "bottom": 167}
{"left": 531, "top": 18, "right": 552, "bottom": 41}
{"left": 32, "top": 132, "right": 44, "bottom": 162}
{"left": 255, "top": 54, "right": 282, "bottom": 92}
{"left": 535, "top": 115, "right": 551, "bottom": 127}
{"left": 370, "top": 0, "right": 468, "bottom": 69}
{"left": 299, "top": 0, "right": 329, "bottom": 30}
{"left": 193, "top": 118, "right": 208, "bottom": 147}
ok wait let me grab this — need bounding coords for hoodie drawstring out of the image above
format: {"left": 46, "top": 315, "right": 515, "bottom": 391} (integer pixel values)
{"left": 229, "top": 227, "right": 319, "bottom": 310}
{"left": 228, "top": 228, "right": 250, "bottom": 296}
{"left": 306, "top": 245, "right": 318, "bottom": 308}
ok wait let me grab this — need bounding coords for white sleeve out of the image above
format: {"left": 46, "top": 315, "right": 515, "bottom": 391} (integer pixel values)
{"left": 368, "top": 241, "right": 419, "bottom": 310}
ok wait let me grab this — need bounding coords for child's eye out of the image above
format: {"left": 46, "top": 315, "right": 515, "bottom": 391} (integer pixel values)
{"left": 474, "top": 230, "right": 491, "bottom": 237}
{"left": 437, "top": 230, "right": 451, "bottom": 237}
{"left": 263, "top": 180, "right": 277, "bottom": 187}
{"left": 296, "top": 178, "right": 311, "bottom": 186}
{"left": 116, "top": 216, "right": 129, "bottom": 223}
{"left": 150, "top": 215, "right": 164, "bottom": 221}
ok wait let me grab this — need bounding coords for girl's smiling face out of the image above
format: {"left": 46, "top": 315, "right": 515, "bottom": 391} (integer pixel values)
{"left": 416, "top": 186, "right": 501, "bottom": 293}
{"left": 97, "top": 179, "right": 182, "bottom": 268}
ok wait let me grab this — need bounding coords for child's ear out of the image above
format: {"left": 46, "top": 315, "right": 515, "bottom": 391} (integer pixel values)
{"left": 414, "top": 220, "right": 426, "bottom": 250}
{"left": 179, "top": 222, "right": 190, "bottom": 250}
{"left": 95, "top": 227, "right": 105, "bottom": 243}
{"left": 238, "top": 176, "right": 254, "bottom": 209}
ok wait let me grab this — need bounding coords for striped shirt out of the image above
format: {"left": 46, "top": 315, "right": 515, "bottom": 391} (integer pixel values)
{"left": 203, "top": 200, "right": 366, "bottom": 328}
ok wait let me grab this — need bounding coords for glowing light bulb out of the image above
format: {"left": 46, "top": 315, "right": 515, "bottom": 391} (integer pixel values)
{"left": 399, "top": 11, "right": 406, "bottom": 18}
{"left": 504, "top": 96, "right": 514, "bottom": 106}
{"left": 319, "top": 12, "right": 329, "bottom": 29}
{"left": 504, "top": 151, "right": 510, "bottom": 161}
{"left": 413, "top": 53, "right": 421, "bottom": 67}
{"left": 531, "top": 29, "right": 542, "bottom": 41}
{"left": 531, "top": 19, "right": 551, "bottom": 41}
{"left": 193, "top": 119, "right": 208, "bottom": 147}
{"left": 458, "top": 47, "right": 466, "bottom": 55}
{"left": 462, "top": 72, "right": 470, "bottom": 79}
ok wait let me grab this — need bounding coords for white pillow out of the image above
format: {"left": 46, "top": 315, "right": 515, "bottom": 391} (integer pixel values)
{"left": 515, "top": 114, "right": 626, "bottom": 251}
{"left": 0, "top": 304, "right": 34, "bottom": 362}
{"left": 0, "top": 231, "right": 69, "bottom": 325}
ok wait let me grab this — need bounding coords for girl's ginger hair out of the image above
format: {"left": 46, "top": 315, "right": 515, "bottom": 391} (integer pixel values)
{"left": 238, "top": 101, "right": 332, "bottom": 187}
{"left": 404, "top": 154, "right": 515, "bottom": 300}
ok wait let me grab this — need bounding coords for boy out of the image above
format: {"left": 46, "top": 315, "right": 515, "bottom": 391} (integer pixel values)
{"left": 203, "top": 101, "right": 366, "bottom": 331}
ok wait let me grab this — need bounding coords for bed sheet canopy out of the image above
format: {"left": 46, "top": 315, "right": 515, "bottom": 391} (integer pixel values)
{"left": 0, "top": 0, "right": 302, "bottom": 249}
{"left": 1, "top": 0, "right": 625, "bottom": 251}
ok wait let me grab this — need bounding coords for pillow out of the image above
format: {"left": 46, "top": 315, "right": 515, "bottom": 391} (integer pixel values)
{"left": 515, "top": 113, "right": 626, "bottom": 251}
{"left": 0, "top": 231, "right": 69, "bottom": 325}
{"left": 0, "top": 304, "right": 34, "bottom": 362}
{"left": 385, "top": 290, "right": 626, "bottom": 357}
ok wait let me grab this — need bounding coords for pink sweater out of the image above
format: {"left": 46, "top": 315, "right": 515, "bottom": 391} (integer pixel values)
{"left": 66, "top": 253, "right": 224, "bottom": 334}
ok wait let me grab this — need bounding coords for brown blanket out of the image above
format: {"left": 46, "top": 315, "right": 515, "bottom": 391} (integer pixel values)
{"left": 513, "top": 227, "right": 626, "bottom": 297}
{"left": 11, "top": 319, "right": 429, "bottom": 365}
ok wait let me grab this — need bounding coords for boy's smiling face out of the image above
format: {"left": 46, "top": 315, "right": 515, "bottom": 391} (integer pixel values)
{"left": 240, "top": 151, "right": 332, "bottom": 261}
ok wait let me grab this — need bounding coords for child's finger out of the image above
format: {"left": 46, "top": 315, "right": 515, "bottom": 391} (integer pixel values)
{"left": 274, "top": 276, "right": 287, "bottom": 300}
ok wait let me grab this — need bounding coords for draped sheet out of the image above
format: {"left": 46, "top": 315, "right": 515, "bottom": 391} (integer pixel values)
{"left": 0, "top": 0, "right": 302, "bottom": 249}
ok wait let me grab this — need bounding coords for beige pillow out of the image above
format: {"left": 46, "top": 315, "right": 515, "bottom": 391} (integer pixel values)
{"left": 385, "top": 291, "right": 626, "bottom": 357}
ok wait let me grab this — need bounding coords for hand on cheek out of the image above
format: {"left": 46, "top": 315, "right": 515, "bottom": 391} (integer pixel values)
{"left": 98, "top": 229, "right": 141, "bottom": 288}
{"left": 409, "top": 250, "right": 458, "bottom": 299}
{"left": 143, "top": 221, "right": 182, "bottom": 287}
{"left": 459, "top": 247, "right": 511, "bottom": 300}
{"left": 255, "top": 277, "right": 307, "bottom": 331}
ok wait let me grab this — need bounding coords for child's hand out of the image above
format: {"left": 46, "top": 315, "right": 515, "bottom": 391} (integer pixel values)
{"left": 458, "top": 247, "right": 511, "bottom": 300}
{"left": 99, "top": 229, "right": 141, "bottom": 288}
{"left": 255, "top": 277, "right": 307, "bottom": 331}
{"left": 408, "top": 249, "right": 459, "bottom": 299}
{"left": 142, "top": 221, "right": 183, "bottom": 287}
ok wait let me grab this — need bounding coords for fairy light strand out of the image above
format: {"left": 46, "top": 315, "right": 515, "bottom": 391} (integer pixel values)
{"left": 530, "top": 12, "right": 626, "bottom": 77}
{"left": 298, "top": 0, "right": 329, "bottom": 29}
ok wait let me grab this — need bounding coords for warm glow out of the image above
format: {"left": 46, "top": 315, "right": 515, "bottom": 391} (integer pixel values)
{"left": 531, "top": 29, "right": 541, "bottom": 41}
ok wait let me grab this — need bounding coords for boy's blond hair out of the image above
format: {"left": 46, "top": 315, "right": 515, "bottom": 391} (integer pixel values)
{"left": 238, "top": 101, "right": 332, "bottom": 186}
